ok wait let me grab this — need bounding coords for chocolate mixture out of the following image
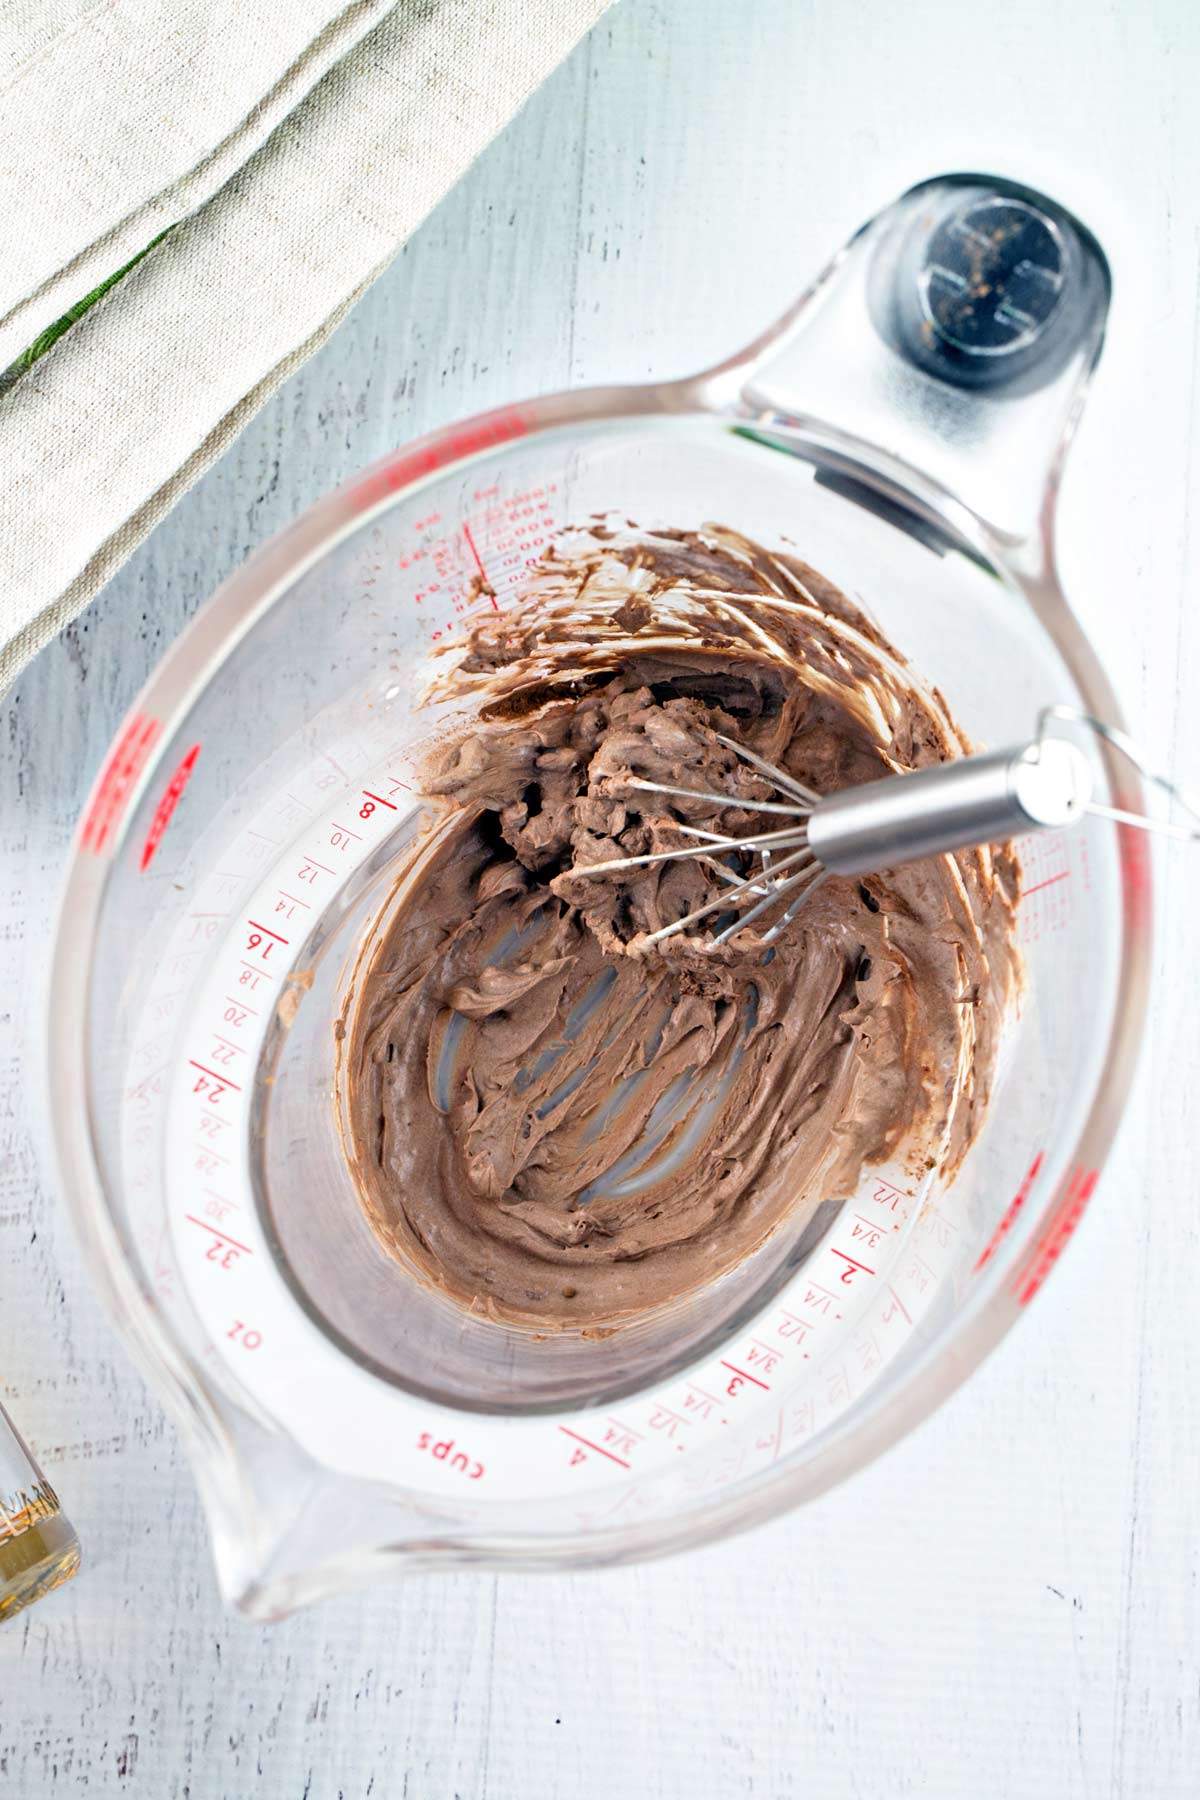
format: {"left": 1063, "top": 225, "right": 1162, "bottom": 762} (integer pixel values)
{"left": 342, "top": 523, "right": 1020, "bottom": 1329}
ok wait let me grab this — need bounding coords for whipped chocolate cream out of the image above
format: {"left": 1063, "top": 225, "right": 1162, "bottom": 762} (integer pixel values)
{"left": 342, "top": 523, "right": 1020, "bottom": 1329}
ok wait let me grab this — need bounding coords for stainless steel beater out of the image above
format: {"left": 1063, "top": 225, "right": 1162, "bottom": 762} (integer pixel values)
{"left": 576, "top": 708, "right": 1200, "bottom": 949}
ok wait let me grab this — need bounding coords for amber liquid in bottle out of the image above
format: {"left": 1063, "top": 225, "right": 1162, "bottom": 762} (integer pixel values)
{"left": 0, "top": 1402, "right": 80, "bottom": 1622}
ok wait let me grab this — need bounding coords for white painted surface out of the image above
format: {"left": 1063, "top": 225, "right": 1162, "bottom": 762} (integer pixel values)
{"left": 2, "top": 0, "right": 1198, "bottom": 1792}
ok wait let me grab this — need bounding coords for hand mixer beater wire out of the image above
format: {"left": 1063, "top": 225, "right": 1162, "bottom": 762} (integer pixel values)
{"left": 575, "top": 707, "right": 1200, "bottom": 950}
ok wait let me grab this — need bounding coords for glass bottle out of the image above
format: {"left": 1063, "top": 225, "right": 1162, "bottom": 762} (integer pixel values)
{"left": 0, "top": 1400, "right": 80, "bottom": 1622}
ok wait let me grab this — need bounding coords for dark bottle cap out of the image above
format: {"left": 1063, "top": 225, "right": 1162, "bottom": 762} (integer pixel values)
{"left": 876, "top": 177, "right": 1109, "bottom": 395}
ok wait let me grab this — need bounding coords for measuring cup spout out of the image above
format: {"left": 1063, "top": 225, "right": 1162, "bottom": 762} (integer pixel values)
{"left": 200, "top": 1406, "right": 499, "bottom": 1618}
{"left": 197, "top": 1416, "right": 426, "bottom": 1620}
{"left": 694, "top": 173, "right": 1112, "bottom": 552}
{"left": 191, "top": 1412, "right": 329, "bottom": 1620}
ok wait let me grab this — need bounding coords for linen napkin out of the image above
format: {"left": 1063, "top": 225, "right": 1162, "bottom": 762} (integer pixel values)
{"left": 0, "top": 0, "right": 609, "bottom": 690}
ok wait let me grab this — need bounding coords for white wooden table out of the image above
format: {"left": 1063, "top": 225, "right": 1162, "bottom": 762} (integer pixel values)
{"left": 2, "top": 1, "right": 1198, "bottom": 1792}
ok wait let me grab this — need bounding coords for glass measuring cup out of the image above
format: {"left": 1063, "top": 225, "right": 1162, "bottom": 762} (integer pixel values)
{"left": 48, "top": 174, "right": 1150, "bottom": 1618}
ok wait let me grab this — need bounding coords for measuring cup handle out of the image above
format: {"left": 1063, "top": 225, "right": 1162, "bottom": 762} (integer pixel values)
{"left": 699, "top": 174, "right": 1111, "bottom": 551}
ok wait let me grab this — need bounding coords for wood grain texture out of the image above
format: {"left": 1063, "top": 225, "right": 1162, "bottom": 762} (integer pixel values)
{"left": 2, "top": 0, "right": 1198, "bottom": 1793}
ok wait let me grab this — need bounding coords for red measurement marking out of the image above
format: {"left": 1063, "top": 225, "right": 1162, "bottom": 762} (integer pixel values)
{"left": 352, "top": 407, "right": 531, "bottom": 517}
{"left": 871, "top": 1179, "right": 907, "bottom": 1206}
{"left": 140, "top": 743, "right": 201, "bottom": 870}
{"left": 1015, "top": 1166, "right": 1098, "bottom": 1306}
{"left": 301, "top": 856, "right": 335, "bottom": 876}
{"left": 126, "top": 1063, "right": 167, "bottom": 1102}
{"left": 361, "top": 790, "right": 398, "bottom": 810}
{"left": 277, "top": 890, "right": 311, "bottom": 909}
{"left": 606, "top": 1416, "right": 645, "bottom": 1441}
{"left": 719, "top": 1359, "right": 770, "bottom": 1392}
{"left": 884, "top": 1283, "right": 913, "bottom": 1325}
{"left": 225, "top": 995, "right": 259, "bottom": 1016}
{"left": 194, "top": 1143, "right": 230, "bottom": 1164}
{"left": 685, "top": 1383, "right": 722, "bottom": 1406}
{"left": 462, "top": 522, "right": 499, "bottom": 608}
{"left": 80, "top": 711, "right": 162, "bottom": 853}
{"left": 185, "top": 1216, "right": 253, "bottom": 1255}
{"left": 975, "top": 1151, "right": 1044, "bottom": 1272}
{"left": 237, "top": 961, "right": 274, "bottom": 983}
{"left": 1022, "top": 871, "right": 1070, "bottom": 898}
{"left": 1120, "top": 821, "right": 1152, "bottom": 931}
{"left": 757, "top": 1409, "right": 785, "bottom": 1462}
{"left": 831, "top": 1248, "right": 875, "bottom": 1280}
{"left": 237, "top": 960, "right": 274, "bottom": 983}
{"left": 246, "top": 919, "right": 288, "bottom": 945}
{"left": 558, "top": 1426, "right": 630, "bottom": 1469}
{"left": 189, "top": 1060, "right": 242, "bottom": 1092}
